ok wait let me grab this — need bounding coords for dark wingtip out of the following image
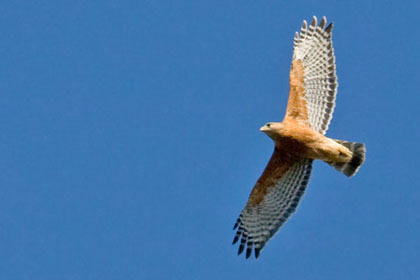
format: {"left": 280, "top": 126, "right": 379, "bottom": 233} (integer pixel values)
{"left": 233, "top": 215, "right": 242, "bottom": 230}
{"left": 232, "top": 234, "right": 240, "bottom": 245}
{"left": 233, "top": 221, "right": 239, "bottom": 230}
{"left": 255, "top": 248, "right": 261, "bottom": 259}
{"left": 246, "top": 247, "right": 252, "bottom": 259}
{"left": 325, "top": 22, "right": 333, "bottom": 33}
{"left": 238, "top": 244, "right": 245, "bottom": 255}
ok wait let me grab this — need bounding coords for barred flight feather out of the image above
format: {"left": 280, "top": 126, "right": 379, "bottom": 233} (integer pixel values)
{"left": 232, "top": 16, "right": 352, "bottom": 260}
{"left": 233, "top": 158, "right": 313, "bottom": 258}
{"left": 293, "top": 16, "right": 338, "bottom": 134}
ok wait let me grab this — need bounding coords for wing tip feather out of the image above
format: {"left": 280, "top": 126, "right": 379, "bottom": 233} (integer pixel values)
{"left": 238, "top": 244, "right": 245, "bottom": 255}
{"left": 325, "top": 22, "right": 333, "bottom": 33}
{"left": 302, "top": 20, "right": 307, "bottom": 30}
{"left": 297, "top": 16, "right": 333, "bottom": 37}
{"left": 255, "top": 248, "right": 261, "bottom": 259}
{"left": 319, "top": 16, "right": 327, "bottom": 29}
{"left": 232, "top": 160, "right": 314, "bottom": 260}
{"left": 310, "top": 16, "right": 317, "bottom": 27}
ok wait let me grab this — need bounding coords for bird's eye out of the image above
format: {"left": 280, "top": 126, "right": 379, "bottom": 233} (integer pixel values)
{"left": 266, "top": 123, "right": 271, "bottom": 127}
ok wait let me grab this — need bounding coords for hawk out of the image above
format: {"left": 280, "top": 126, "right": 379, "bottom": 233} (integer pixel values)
{"left": 232, "top": 16, "right": 366, "bottom": 259}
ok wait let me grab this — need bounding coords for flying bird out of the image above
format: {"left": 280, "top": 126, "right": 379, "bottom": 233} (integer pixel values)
{"left": 232, "top": 16, "right": 366, "bottom": 259}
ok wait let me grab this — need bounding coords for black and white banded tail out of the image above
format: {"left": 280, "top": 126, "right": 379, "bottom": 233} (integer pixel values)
{"left": 329, "top": 140, "right": 366, "bottom": 177}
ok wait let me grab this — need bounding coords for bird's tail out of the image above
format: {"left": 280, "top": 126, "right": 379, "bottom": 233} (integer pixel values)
{"left": 328, "top": 140, "right": 366, "bottom": 177}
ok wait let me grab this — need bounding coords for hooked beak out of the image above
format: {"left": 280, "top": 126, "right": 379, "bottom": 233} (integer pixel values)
{"left": 260, "top": 125, "right": 269, "bottom": 132}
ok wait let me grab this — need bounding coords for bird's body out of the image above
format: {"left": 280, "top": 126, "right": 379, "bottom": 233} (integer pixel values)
{"left": 263, "top": 120, "right": 352, "bottom": 163}
{"left": 233, "top": 16, "right": 366, "bottom": 259}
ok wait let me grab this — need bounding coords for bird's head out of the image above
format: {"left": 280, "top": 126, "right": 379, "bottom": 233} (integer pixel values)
{"left": 260, "top": 122, "right": 284, "bottom": 140}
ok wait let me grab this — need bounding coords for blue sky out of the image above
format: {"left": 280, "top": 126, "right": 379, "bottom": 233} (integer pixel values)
{"left": 1, "top": 1, "right": 420, "bottom": 279}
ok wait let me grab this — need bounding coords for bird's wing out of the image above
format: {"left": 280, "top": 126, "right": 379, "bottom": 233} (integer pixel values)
{"left": 233, "top": 148, "right": 313, "bottom": 258}
{"left": 285, "top": 16, "right": 338, "bottom": 135}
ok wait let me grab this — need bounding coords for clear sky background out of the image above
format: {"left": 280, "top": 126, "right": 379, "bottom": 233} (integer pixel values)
{"left": 1, "top": 1, "right": 420, "bottom": 279}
